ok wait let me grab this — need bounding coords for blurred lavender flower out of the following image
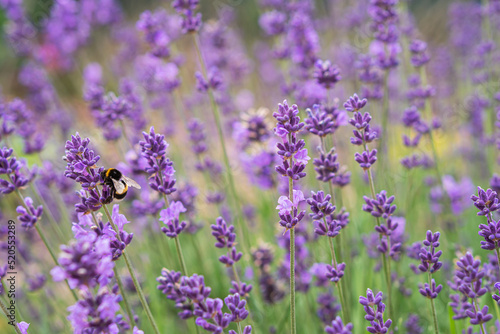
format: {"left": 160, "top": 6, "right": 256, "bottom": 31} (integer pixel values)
{"left": 325, "top": 316, "right": 353, "bottom": 334}
{"left": 313, "top": 60, "right": 341, "bottom": 89}
{"left": 51, "top": 232, "right": 114, "bottom": 289}
{"left": 0, "top": 147, "right": 31, "bottom": 195}
{"left": 67, "top": 286, "right": 121, "bottom": 333}
{"left": 140, "top": 127, "right": 177, "bottom": 195}
{"left": 404, "top": 314, "right": 423, "bottom": 334}
{"left": 159, "top": 201, "right": 187, "bottom": 238}
{"left": 172, "top": 0, "right": 201, "bottom": 34}
{"left": 16, "top": 197, "right": 43, "bottom": 229}
{"left": 259, "top": 10, "right": 287, "bottom": 36}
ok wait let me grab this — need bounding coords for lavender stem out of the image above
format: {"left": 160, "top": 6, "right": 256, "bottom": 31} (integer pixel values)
{"left": 0, "top": 297, "right": 23, "bottom": 334}
{"left": 101, "top": 201, "right": 161, "bottom": 334}
{"left": 192, "top": 33, "right": 249, "bottom": 252}
{"left": 428, "top": 272, "right": 439, "bottom": 334}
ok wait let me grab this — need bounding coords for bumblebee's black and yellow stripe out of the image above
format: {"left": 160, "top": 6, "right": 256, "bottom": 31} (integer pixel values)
{"left": 101, "top": 168, "right": 141, "bottom": 203}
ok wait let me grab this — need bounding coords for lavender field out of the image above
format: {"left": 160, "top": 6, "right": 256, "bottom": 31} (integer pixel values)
{"left": 1, "top": 0, "right": 500, "bottom": 333}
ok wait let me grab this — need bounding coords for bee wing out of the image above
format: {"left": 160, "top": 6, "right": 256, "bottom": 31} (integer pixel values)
{"left": 121, "top": 175, "right": 142, "bottom": 189}
{"left": 112, "top": 178, "right": 128, "bottom": 195}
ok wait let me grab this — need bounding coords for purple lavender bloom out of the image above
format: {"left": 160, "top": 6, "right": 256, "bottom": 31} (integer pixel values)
{"left": 286, "top": 12, "right": 320, "bottom": 69}
{"left": 466, "top": 305, "right": 493, "bottom": 326}
{"left": 313, "top": 148, "right": 339, "bottom": 183}
{"left": 43, "top": 0, "right": 91, "bottom": 69}
{"left": 27, "top": 274, "right": 46, "bottom": 292}
{"left": 229, "top": 326, "right": 252, "bottom": 334}
{"left": 354, "top": 149, "right": 378, "bottom": 170}
{"left": 67, "top": 286, "right": 121, "bottom": 333}
{"left": 140, "top": 127, "right": 177, "bottom": 195}
{"left": 211, "top": 217, "right": 236, "bottom": 248}
{"left": 229, "top": 281, "right": 252, "bottom": 298}
{"left": 159, "top": 201, "right": 187, "bottom": 238}
{"left": 224, "top": 293, "right": 249, "bottom": 322}
{"left": 359, "top": 288, "right": 392, "bottom": 334}
{"left": 419, "top": 278, "right": 442, "bottom": 299}
{"left": 313, "top": 60, "right": 341, "bottom": 89}
{"left": 259, "top": 10, "right": 286, "bottom": 36}
{"left": 0, "top": 147, "right": 30, "bottom": 194}
{"left": 471, "top": 187, "right": 500, "bottom": 217}
{"left": 404, "top": 314, "right": 423, "bottom": 334}
{"left": 493, "top": 283, "right": 500, "bottom": 305}
{"left": 344, "top": 94, "right": 367, "bottom": 112}
{"left": 51, "top": 233, "right": 114, "bottom": 289}
{"left": 409, "top": 39, "right": 430, "bottom": 67}
{"left": 276, "top": 190, "right": 306, "bottom": 230}
{"left": 478, "top": 220, "right": 500, "bottom": 251}
{"left": 16, "top": 197, "right": 43, "bottom": 229}
{"left": 418, "top": 230, "right": 443, "bottom": 274}
{"left": 172, "top": 0, "right": 199, "bottom": 12}
{"left": 157, "top": 269, "right": 194, "bottom": 319}
{"left": 363, "top": 191, "right": 396, "bottom": 219}
{"left": 454, "top": 253, "right": 487, "bottom": 295}
{"left": 326, "top": 262, "right": 346, "bottom": 283}
{"left": 325, "top": 316, "right": 353, "bottom": 334}
{"left": 195, "top": 67, "right": 223, "bottom": 93}
{"left": 274, "top": 100, "right": 309, "bottom": 181}
{"left": 307, "top": 191, "right": 335, "bottom": 220}
{"left": 187, "top": 118, "right": 207, "bottom": 155}
{"left": 305, "top": 105, "right": 334, "bottom": 137}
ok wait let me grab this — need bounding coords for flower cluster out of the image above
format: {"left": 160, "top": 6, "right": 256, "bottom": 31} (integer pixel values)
{"left": 313, "top": 60, "right": 341, "bottom": 89}
{"left": 344, "top": 94, "right": 378, "bottom": 169}
{"left": 362, "top": 190, "right": 401, "bottom": 258}
{"left": 63, "top": 133, "right": 111, "bottom": 213}
{"left": 276, "top": 189, "right": 306, "bottom": 231}
{"left": 325, "top": 316, "right": 353, "bottom": 334}
{"left": 159, "top": 201, "right": 187, "bottom": 238}
{"left": 448, "top": 252, "right": 493, "bottom": 327}
{"left": 273, "top": 100, "right": 309, "bottom": 181}
{"left": 210, "top": 217, "right": 243, "bottom": 267}
{"left": 157, "top": 270, "right": 252, "bottom": 332}
{"left": 0, "top": 147, "right": 32, "bottom": 195}
{"left": 140, "top": 127, "right": 177, "bottom": 195}
{"left": 359, "top": 288, "right": 392, "bottom": 334}
{"left": 172, "top": 0, "right": 201, "bottom": 34}
{"left": 368, "top": 0, "right": 400, "bottom": 69}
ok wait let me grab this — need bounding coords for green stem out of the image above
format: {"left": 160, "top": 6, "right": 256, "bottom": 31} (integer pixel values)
{"left": 0, "top": 297, "right": 23, "bottom": 334}
{"left": 101, "top": 203, "right": 161, "bottom": 334}
{"left": 327, "top": 235, "right": 348, "bottom": 323}
{"left": 113, "top": 267, "right": 136, "bottom": 327}
{"left": 192, "top": 33, "right": 249, "bottom": 252}
{"left": 237, "top": 322, "right": 243, "bottom": 334}
{"left": 364, "top": 167, "right": 393, "bottom": 320}
{"left": 174, "top": 236, "right": 188, "bottom": 276}
{"left": 13, "top": 187, "right": 79, "bottom": 302}
{"left": 29, "top": 183, "right": 67, "bottom": 243}
{"left": 428, "top": 272, "right": 439, "bottom": 334}
{"left": 289, "top": 227, "right": 296, "bottom": 334}
{"left": 231, "top": 265, "right": 241, "bottom": 285}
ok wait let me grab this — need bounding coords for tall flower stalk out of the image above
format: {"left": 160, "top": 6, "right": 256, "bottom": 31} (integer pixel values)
{"left": 344, "top": 94, "right": 399, "bottom": 319}
{"left": 417, "top": 231, "right": 443, "bottom": 334}
{"left": 273, "top": 100, "right": 309, "bottom": 334}
{"left": 63, "top": 133, "right": 161, "bottom": 334}
{"left": 175, "top": 0, "right": 248, "bottom": 250}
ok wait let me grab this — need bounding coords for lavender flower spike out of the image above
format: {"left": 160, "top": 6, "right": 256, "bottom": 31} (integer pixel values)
{"left": 359, "top": 288, "right": 392, "bottom": 334}
{"left": 325, "top": 316, "right": 353, "bottom": 334}
{"left": 471, "top": 186, "right": 500, "bottom": 217}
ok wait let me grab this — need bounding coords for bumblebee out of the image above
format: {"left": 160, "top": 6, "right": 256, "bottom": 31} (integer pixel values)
{"left": 100, "top": 168, "right": 141, "bottom": 203}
